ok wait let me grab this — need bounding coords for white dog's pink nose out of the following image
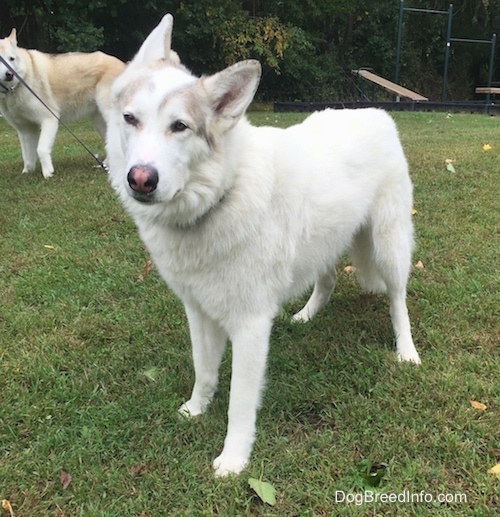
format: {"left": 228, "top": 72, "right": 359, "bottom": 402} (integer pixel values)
{"left": 127, "top": 165, "right": 159, "bottom": 194}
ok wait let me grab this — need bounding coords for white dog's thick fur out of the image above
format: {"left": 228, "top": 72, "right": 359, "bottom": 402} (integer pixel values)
{"left": 0, "top": 29, "right": 125, "bottom": 178}
{"left": 107, "top": 14, "right": 421, "bottom": 476}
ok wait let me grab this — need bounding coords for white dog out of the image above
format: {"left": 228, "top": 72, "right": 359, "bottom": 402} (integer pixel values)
{"left": 107, "top": 14, "right": 421, "bottom": 477}
{"left": 0, "top": 29, "right": 125, "bottom": 178}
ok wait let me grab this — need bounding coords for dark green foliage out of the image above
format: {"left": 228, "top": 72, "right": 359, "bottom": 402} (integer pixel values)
{"left": 0, "top": 2, "right": 499, "bottom": 102}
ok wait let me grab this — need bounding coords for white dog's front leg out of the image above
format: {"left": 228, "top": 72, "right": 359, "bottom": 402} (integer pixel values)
{"left": 37, "top": 118, "right": 59, "bottom": 178}
{"left": 213, "top": 315, "right": 273, "bottom": 477}
{"left": 179, "top": 304, "right": 228, "bottom": 417}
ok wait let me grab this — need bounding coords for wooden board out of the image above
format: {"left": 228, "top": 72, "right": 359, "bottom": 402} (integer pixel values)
{"left": 352, "top": 69, "right": 428, "bottom": 101}
{"left": 475, "top": 87, "right": 500, "bottom": 95}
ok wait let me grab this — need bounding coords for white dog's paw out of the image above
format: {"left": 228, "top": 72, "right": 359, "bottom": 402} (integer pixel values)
{"left": 213, "top": 452, "right": 249, "bottom": 477}
{"left": 397, "top": 349, "right": 421, "bottom": 365}
{"left": 178, "top": 398, "right": 209, "bottom": 418}
{"left": 291, "top": 310, "right": 310, "bottom": 323}
{"left": 178, "top": 403, "right": 194, "bottom": 419}
{"left": 42, "top": 169, "right": 54, "bottom": 179}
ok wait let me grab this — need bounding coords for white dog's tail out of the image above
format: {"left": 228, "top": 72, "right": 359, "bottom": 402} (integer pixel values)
{"left": 349, "top": 226, "right": 388, "bottom": 294}
{"left": 349, "top": 177, "right": 414, "bottom": 295}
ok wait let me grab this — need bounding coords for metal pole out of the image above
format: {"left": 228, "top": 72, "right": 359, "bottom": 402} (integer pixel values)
{"left": 486, "top": 33, "right": 496, "bottom": 103}
{"left": 395, "top": 0, "right": 404, "bottom": 84}
{"left": 441, "top": 4, "right": 453, "bottom": 102}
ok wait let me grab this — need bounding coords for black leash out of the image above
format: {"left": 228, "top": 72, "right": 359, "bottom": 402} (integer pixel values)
{"left": 0, "top": 54, "right": 107, "bottom": 171}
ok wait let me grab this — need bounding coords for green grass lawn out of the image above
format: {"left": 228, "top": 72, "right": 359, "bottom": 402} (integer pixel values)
{"left": 0, "top": 111, "right": 498, "bottom": 516}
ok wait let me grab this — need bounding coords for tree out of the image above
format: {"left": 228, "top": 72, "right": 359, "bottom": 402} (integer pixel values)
{"left": 1, "top": 0, "right": 498, "bottom": 101}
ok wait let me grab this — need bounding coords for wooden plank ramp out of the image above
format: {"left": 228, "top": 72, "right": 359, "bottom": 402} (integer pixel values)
{"left": 475, "top": 87, "right": 500, "bottom": 95}
{"left": 352, "top": 69, "right": 428, "bottom": 101}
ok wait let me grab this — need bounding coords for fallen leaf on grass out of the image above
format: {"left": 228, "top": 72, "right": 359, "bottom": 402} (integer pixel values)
{"left": 470, "top": 400, "right": 487, "bottom": 411}
{"left": 487, "top": 463, "right": 500, "bottom": 479}
{"left": 248, "top": 478, "right": 277, "bottom": 506}
{"left": 138, "top": 260, "right": 153, "bottom": 281}
{"left": 415, "top": 260, "right": 424, "bottom": 269}
{"left": 1, "top": 500, "right": 14, "bottom": 516}
{"left": 142, "top": 366, "right": 160, "bottom": 383}
{"left": 445, "top": 158, "right": 456, "bottom": 173}
{"left": 60, "top": 470, "right": 72, "bottom": 489}
{"left": 343, "top": 265, "right": 356, "bottom": 274}
{"left": 359, "top": 460, "right": 388, "bottom": 488}
{"left": 411, "top": 208, "right": 418, "bottom": 215}
{"left": 483, "top": 143, "right": 492, "bottom": 151}
{"left": 44, "top": 244, "right": 55, "bottom": 250}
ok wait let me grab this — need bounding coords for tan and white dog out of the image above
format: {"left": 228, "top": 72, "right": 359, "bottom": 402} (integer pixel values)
{"left": 107, "top": 14, "right": 421, "bottom": 476}
{"left": 0, "top": 29, "right": 125, "bottom": 178}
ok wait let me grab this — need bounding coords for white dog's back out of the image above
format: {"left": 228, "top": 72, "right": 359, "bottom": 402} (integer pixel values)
{"left": 210, "top": 108, "right": 412, "bottom": 302}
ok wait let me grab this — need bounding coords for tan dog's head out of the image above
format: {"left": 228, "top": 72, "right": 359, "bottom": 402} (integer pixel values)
{"left": 0, "top": 29, "right": 26, "bottom": 91}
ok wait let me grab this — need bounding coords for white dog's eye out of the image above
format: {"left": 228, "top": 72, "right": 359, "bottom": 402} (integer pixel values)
{"left": 172, "top": 120, "right": 188, "bottom": 132}
{"left": 9, "top": 56, "right": 15, "bottom": 62}
{"left": 123, "top": 112, "right": 138, "bottom": 126}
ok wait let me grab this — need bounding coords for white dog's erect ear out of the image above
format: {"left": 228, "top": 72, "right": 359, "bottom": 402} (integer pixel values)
{"left": 130, "top": 13, "right": 174, "bottom": 68}
{"left": 8, "top": 28, "right": 17, "bottom": 45}
{"left": 204, "top": 60, "right": 262, "bottom": 125}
